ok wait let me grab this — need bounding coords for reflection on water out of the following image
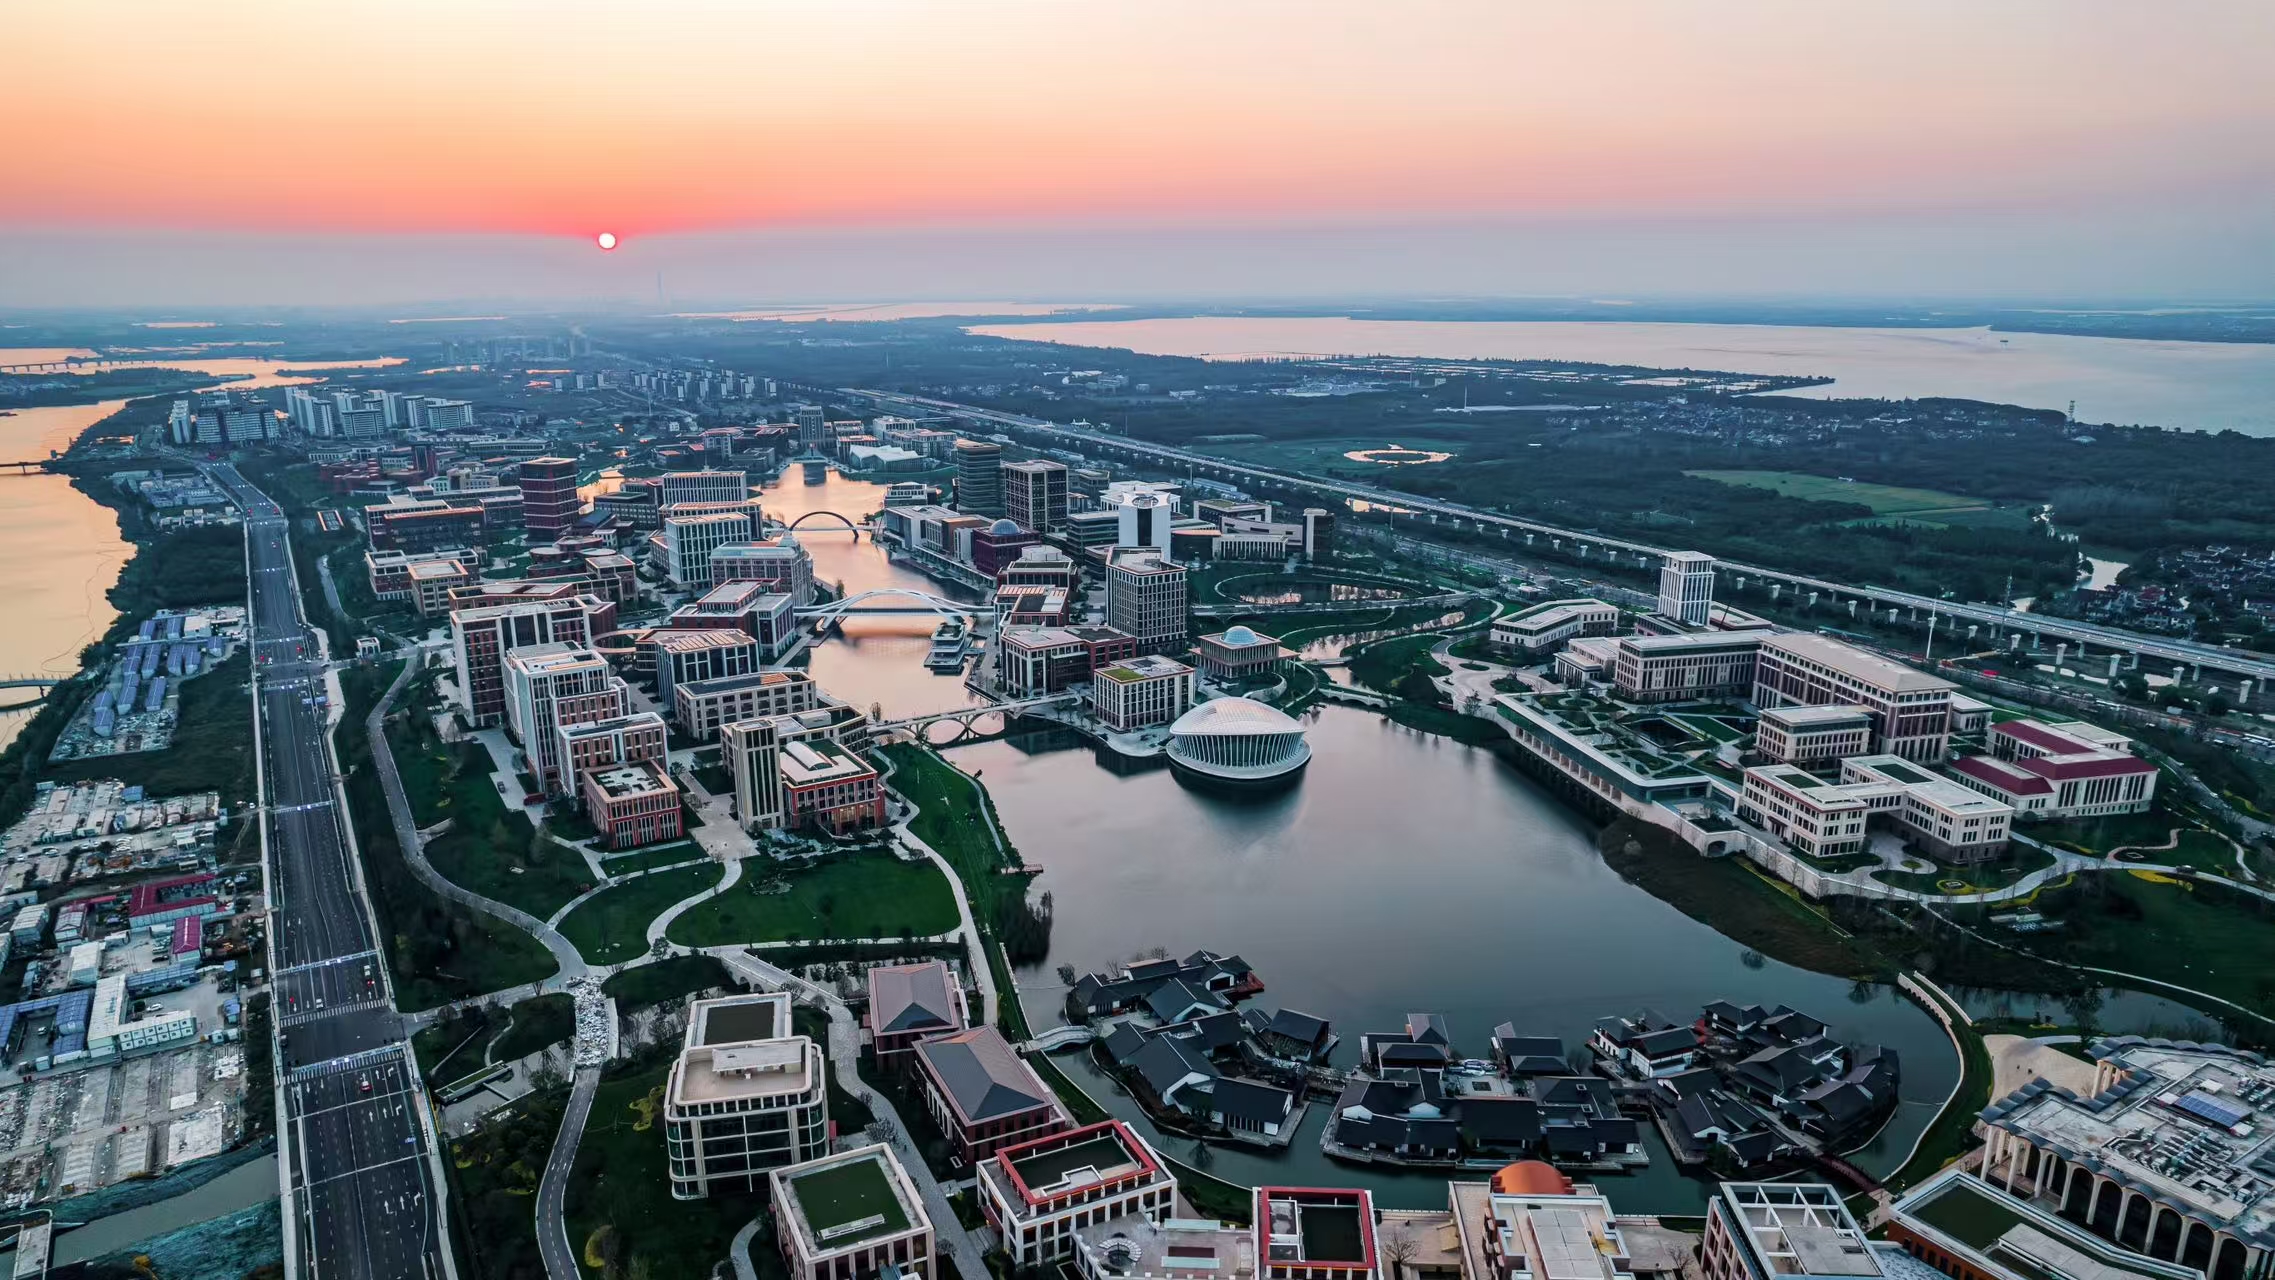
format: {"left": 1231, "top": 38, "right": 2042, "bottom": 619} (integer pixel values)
{"left": 967, "top": 317, "right": 2275, "bottom": 435}
{"left": 1234, "top": 582, "right": 1408, "bottom": 607}
{"left": 1297, "top": 610, "right": 1463, "bottom": 660}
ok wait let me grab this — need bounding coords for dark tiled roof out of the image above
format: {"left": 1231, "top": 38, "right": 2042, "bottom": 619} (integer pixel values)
{"left": 869, "top": 962, "right": 961, "bottom": 1036}
{"left": 915, "top": 1027, "right": 1056, "bottom": 1123}
{"left": 1211, "top": 1077, "right": 1295, "bottom": 1125}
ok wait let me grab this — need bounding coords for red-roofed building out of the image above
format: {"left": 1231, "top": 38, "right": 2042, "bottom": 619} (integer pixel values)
{"left": 1950, "top": 719, "right": 2158, "bottom": 817}
{"left": 978, "top": 1121, "right": 1177, "bottom": 1267}
{"left": 170, "top": 916, "right": 205, "bottom": 962}
{"left": 128, "top": 874, "right": 222, "bottom": 930}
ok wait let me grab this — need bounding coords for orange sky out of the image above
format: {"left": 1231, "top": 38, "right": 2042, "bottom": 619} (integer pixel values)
{"left": 4, "top": 0, "right": 2268, "bottom": 242}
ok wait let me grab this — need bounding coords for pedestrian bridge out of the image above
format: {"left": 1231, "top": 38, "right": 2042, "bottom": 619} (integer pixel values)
{"left": 872, "top": 693, "right": 1082, "bottom": 741}
{"left": 796, "top": 588, "right": 992, "bottom": 626}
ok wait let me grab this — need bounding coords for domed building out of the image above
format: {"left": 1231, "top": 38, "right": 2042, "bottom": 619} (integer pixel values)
{"left": 1165, "top": 696, "right": 1309, "bottom": 789}
{"left": 1195, "top": 625, "right": 1286, "bottom": 681}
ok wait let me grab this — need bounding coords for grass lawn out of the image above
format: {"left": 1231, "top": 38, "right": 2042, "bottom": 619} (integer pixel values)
{"left": 1685, "top": 469, "right": 1995, "bottom": 518}
{"left": 1599, "top": 819, "right": 1886, "bottom": 980}
{"left": 2019, "top": 873, "right": 2275, "bottom": 1021}
{"left": 566, "top": 1058, "right": 760, "bottom": 1280}
{"left": 492, "top": 993, "right": 576, "bottom": 1062}
{"left": 666, "top": 850, "right": 958, "bottom": 948}
{"left": 599, "top": 842, "right": 706, "bottom": 878}
{"left": 1871, "top": 847, "right": 2056, "bottom": 895}
{"left": 785, "top": 1157, "right": 908, "bottom": 1242}
{"left": 560, "top": 863, "right": 724, "bottom": 966}
{"left": 388, "top": 719, "right": 596, "bottom": 921}
{"left": 603, "top": 955, "right": 732, "bottom": 1013}
{"left": 878, "top": 745, "right": 1021, "bottom": 919}
{"left": 1884, "top": 990, "right": 1992, "bottom": 1192}
{"left": 448, "top": 1087, "right": 565, "bottom": 1280}
{"left": 2028, "top": 806, "right": 2195, "bottom": 855}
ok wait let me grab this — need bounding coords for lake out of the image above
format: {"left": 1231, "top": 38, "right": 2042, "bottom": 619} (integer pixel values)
{"left": 966, "top": 317, "right": 2275, "bottom": 435}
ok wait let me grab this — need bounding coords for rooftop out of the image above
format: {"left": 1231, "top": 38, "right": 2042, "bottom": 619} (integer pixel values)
{"left": 868, "top": 961, "right": 962, "bottom": 1037}
{"left": 1891, "top": 1170, "right": 2200, "bottom": 1280}
{"left": 1759, "top": 704, "right": 1875, "bottom": 730}
{"left": 1713, "top": 1182, "right": 1884, "bottom": 1278}
{"left": 1100, "top": 655, "right": 1194, "bottom": 683}
{"left": 915, "top": 1026, "right": 1059, "bottom": 1124}
{"left": 776, "top": 1146, "right": 925, "bottom": 1253}
{"left": 1258, "top": 1187, "right": 1376, "bottom": 1271}
{"left": 779, "top": 738, "right": 873, "bottom": 787}
{"left": 1762, "top": 632, "right": 1954, "bottom": 695}
{"left": 1981, "top": 1038, "right": 2275, "bottom": 1247}
{"left": 648, "top": 628, "right": 758, "bottom": 655}
{"left": 587, "top": 760, "right": 676, "bottom": 801}
{"left": 1078, "top": 1215, "right": 1256, "bottom": 1280}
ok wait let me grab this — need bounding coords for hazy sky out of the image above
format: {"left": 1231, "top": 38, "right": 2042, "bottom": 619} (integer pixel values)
{"left": 3, "top": 0, "right": 2270, "bottom": 306}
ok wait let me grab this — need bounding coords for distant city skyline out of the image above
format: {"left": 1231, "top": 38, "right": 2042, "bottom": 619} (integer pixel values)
{"left": 2, "top": 0, "right": 2270, "bottom": 304}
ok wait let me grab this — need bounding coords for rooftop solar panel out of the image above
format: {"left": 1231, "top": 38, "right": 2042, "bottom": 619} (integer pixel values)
{"left": 2177, "top": 1091, "right": 2251, "bottom": 1129}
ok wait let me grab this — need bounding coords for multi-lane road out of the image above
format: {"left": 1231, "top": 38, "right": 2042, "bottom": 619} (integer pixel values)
{"left": 215, "top": 463, "right": 454, "bottom": 1280}
{"left": 846, "top": 387, "right": 2275, "bottom": 687}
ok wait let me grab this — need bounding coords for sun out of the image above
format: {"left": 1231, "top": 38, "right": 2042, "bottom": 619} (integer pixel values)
{"left": 596, "top": 231, "right": 619, "bottom": 251}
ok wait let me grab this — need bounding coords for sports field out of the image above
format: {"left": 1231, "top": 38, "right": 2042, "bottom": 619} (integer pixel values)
{"left": 1685, "top": 469, "right": 2022, "bottom": 527}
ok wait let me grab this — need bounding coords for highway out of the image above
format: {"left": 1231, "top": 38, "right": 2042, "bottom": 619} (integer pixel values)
{"left": 214, "top": 462, "right": 455, "bottom": 1280}
{"left": 847, "top": 387, "right": 2275, "bottom": 686}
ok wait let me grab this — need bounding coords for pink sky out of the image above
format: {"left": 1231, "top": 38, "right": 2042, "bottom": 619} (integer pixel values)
{"left": 6, "top": 0, "right": 2269, "bottom": 239}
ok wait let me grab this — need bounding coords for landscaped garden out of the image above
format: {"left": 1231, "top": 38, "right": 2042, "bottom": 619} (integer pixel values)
{"left": 664, "top": 849, "right": 958, "bottom": 948}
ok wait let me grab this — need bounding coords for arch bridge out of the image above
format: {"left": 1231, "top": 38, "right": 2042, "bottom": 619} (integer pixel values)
{"left": 795, "top": 588, "right": 991, "bottom": 626}
{"left": 778, "top": 510, "right": 866, "bottom": 534}
{"left": 872, "top": 693, "right": 1082, "bottom": 742}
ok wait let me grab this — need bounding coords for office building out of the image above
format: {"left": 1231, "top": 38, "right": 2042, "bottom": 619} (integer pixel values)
{"left": 1736, "top": 766, "right": 1871, "bottom": 859}
{"left": 1754, "top": 633, "right": 1954, "bottom": 762}
{"left": 780, "top": 739, "right": 886, "bottom": 834}
{"left": 769, "top": 1145, "right": 935, "bottom": 1280}
{"left": 1255, "top": 1187, "right": 1379, "bottom": 1280}
{"left": 1613, "top": 632, "right": 1762, "bottom": 703}
{"left": 367, "top": 548, "right": 474, "bottom": 602}
{"left": 450, "top": 595, "right": 614, "bottom": 725}
{"left": 518, "top": 457, "right": 582, "bottom": 540}
{"left": 1974, "top": 1036, "right": 2275, "bottom": 1280}
{"left": 999, "top": 544, "right": 1080, "bottom": 592}
{"left": 1105, "top": 549, "right": 1189, "bottom": 654}
{"left": 1946, "top": 720, "right": 2158, "bottom": 818}
{"left": 1111, "top": 490, "right": 1177, "bottom": 559}
{"left": 502, "top": 644, "right": 619, "bottom": 793}
{"left": 1491, "top": 599, "right": 1621, "bottom": 657}
{"left": 1447, "top": 1164, "right": 1634, "bottom": 1280}
{"left": 557, "top": 711, "right": 668, "bottom": 783}
{"left": 866, "top": 962, "right": 967, "bottom": 1064}
{"left": 1658, "top": 552, "right": 1717, "bottom": 627}
{"left": 1092, "top": 655, "right": 1195, "bottom": 733}
{"left": 666, "top": 582, "right": 799, "bottom": 659}
{"left": 1003, "top": 460, "right": 1070, "bottom": 533}
{"left": 422, "top": 399, "right": 475, "bottom": 429}
{"left": 1754, "top": 705, "right": 1874, "bottom": 766}
{"left": 672, "top": 669, "right": 820, "bottom": 741}
{"left": 998, "top": 626, "right": 1139, "bottom": 696}
{"left": 365, "top": 500, "right": 485, "bottom": 552}
{"left": 1194, "top": 627, "right": 1285, "bottom": 681}
{"left": 1702, "top": 1183, "right": 1886, "bottom": 1280}
{"left": 667, "top": 992, "right": 829, "bottom": 1200}
{"left": 582, "top": 760, "right": 683, "bottom": 849}
{"left": 723, "top": 707, "right": 872, "bottom": 835}
{"left": 171, "top": 392, "right": 274, "bottom": 445}
{"left": 911, "top": 1026, "right": 1069, "bottom": 1162}
{"left": 1065, "top": 509, "right": 1122, "bottom": 550}
{"left": 955, "top": 439, "right": 1005, "bottom": 516}
{"left": 972, "top": 520, "right": 1042, "bottom": 578}
{"left": 980, "top": 1122, "right": 1178, "bottom": 1268}
{"left": 406, "top": 559, "right": 475, "bottom": 617}
{"left": 1885, "top": 1169, "right": 2200, "bottom": 1280}
{"left": 711, "top": 536, "right": 817, "bottom": 603}
{"left": 662, "top": 511, "right": 756, "bottom": 586}
{"left": 1741, "top": 756, "right": 2011, "bottom": 863}
{"left": 661, "top": 470, "right": 749, "bottom": 506}
{"left": 647, "top": 629, "right": 762, "bottom": 708}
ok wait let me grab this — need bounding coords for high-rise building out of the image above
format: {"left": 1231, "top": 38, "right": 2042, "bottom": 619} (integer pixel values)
{"left": 502, "top": 644, "right": 619, "bottom": 793}
{"left": 1002, "top": 460, "right": 1069, "bottom": 532}
{"left": 1105, "top": 548, "right": 1188, "bottom": 653}
{"left": 1108, "top": 487, "right": 1177, "bottom": 559}
{"left": 710, "top": 536, "right": 816, "bottom": 603}
{"left": 793, "top": 405, "right": 827, "bottom": 446}
{"left": 954, "top": 439, "right": 1005, "bottom": 517}
{"left": 660, "top": 470, "right": 749, "bottom": 506}
{"left": 1657, "top": 551, "right": 1717, "bottom": 627}
{"left": 518, "top": 457, "right": 583, "bottom": 540}
{"left": 422, "top": 399, "right": 476, "bottom": 429}
{"left": 666, "top": 992, "right": 829, "bottom": 1200}
{"left": 171, "top": 392, "right": 274, "bottom": 445}
{"left": 450, "top": 595, "right": 614, "bottom": 725}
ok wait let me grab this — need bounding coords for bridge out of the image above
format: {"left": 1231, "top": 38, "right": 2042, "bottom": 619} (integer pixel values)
{"left": 777, "top": 510, "right": 866, "bottom": 533}
{"left": 0, "top": 356, "right": 142, "bottom": 375}
{"left": 797, "top": 588, "right": 992, "bottom": 626}
{"left": 0, "top": 678, "right": 64, "bottom": 692}
{"left": 871, "top": 693, "right": 1083, "bottom": 739}
{"left": 846, "top": 387, "right": 2275, "bottom": 688}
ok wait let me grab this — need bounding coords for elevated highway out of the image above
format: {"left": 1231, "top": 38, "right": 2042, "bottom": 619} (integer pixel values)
{"left": 846, "top": 387, "right": 2275, "bottom": 686}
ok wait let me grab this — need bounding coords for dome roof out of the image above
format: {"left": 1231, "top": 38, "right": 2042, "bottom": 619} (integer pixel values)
{"left": 1223, "top": 625, "right": 1261, "bottom": 646}
{"left": 1489, "top": 1161, "right": 1573, "bottom": 1197}
{"left": 989, "top": 518, "right": 1022, "bottom": 536}
{"left": 1168, "top": 697, "right": 1303, "bottom": 737}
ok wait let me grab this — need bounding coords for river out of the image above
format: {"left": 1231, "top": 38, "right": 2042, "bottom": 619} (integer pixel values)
{"left": 0, "top": 352, "right": 405, "bottom": 750}
{"left": 965, "top": 317, "right": 2275, "bottom": 435}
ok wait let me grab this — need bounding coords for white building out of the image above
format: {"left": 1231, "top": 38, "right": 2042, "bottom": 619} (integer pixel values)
{"left": 1658, "top": 551, "right": 1717, "bottom": 627}
{"left": 1754, "top": 705, "right": 1873, "bottom": 766}
{"left": 666, "top": 992, "right": 829, "bottom": 1199}
{"left": 1092, "top": 655, "right": 1194, "bottom": 733}
{"left": 501, "top": 644, "right": 620, "bottom": 793}
{"left": 1491, "top": 599, "right": 1620, "bottom": 657}
{"left": 1944, "top": 719, "right": 2157, "bottom": 818}
{"left": 660, "top": 470, "right": 749, "bottom": 507}
{"left": 662, "top": 511, "right": 756, "bottom": 586}
{"left": 1613, "top": 632, "right": 1762, "bottom": 703}
{"left": 1166, "top": 697, "right": 1310, "bottom": 787}
{"left": 770, "top": 1145, "right": 936, "bottom": 1280}
{"left": 979, "top": 1121, "right": 1179, "bottom": 1268}
{"left": 87, "top": 974, "right": 198, "bottom": 1058}
{"left": 1105, "top": 548, "right": 1188, "bottom": 654}
{"left": 710, "top": 537, "right": 816, "bottom": 603}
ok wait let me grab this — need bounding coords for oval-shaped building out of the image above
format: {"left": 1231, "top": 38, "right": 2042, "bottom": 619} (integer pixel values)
{"left": 1165, "top": 696, "right": 1310, "bottom": 790}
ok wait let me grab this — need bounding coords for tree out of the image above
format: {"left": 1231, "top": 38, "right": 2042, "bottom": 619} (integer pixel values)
{"left": 1380, "top": 1225, "right": 1417, "bottom": 1280}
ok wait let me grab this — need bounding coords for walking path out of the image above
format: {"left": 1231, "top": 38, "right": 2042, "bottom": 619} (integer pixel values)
{"left": 873, "top": 750, "right": 999, "bottom": 1027}
{"left": 647, "top": 854, "right": 745, "bottom": 948}
{"left": 368, "top": 657, "right": 589, "bottom": 986}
